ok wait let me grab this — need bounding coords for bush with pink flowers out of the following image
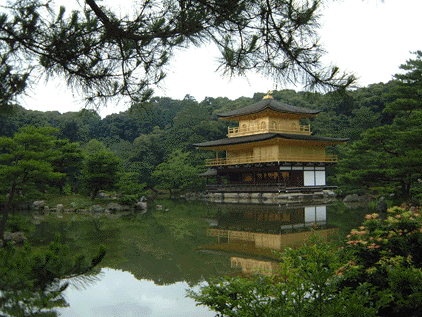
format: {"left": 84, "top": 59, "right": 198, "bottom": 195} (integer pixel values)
{"left": 338, "top": 205, "right": 422, "bottom": 316}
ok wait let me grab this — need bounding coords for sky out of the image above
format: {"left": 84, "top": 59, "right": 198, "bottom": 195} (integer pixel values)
{"left": 58, "top": 268, "right": 215, "bottom": 317}
{"left": 18, "top": 0, "right": 422, "bottom": 118}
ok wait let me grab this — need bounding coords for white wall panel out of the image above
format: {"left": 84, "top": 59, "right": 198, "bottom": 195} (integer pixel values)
{"left": 305, "top": 206, "right": 316, "bottom": 223}
{"left": 315, "top": 171, "right": 326, "bottom": 186}
{"left": 304, "top": 170, "right": 315, "bottom": 186}
{"left": 316, "top": 206, "right": 327, "bottom": 221}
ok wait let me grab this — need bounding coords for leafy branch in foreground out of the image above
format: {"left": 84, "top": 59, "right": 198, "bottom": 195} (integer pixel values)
{"left": 0, "top": 0, "right": 355, "bottom": 109}
{"left": 0, "top": 240, "right": 106, "bottom": 317}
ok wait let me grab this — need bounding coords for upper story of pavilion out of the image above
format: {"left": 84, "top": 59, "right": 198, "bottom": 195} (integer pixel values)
{"left": 194, "top": 93, "right": 348, "bottom": 167}
{"left": 218, "top": 94, "right": 320, "bottom": 138}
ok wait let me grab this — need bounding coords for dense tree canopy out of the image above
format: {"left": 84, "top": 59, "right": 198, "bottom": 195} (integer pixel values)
{"left": 81, "top": 140, "right": 121, "bottom": 200}
{"left": 152, "top": 149, "right": 203, "bottom": 196}
{"left": 337, "top": 51, "right": 422, "bottom": 197}
{"left": 0, "top": 126, "right": 65, "bottom": 240}
{"left": 1, "top": 49, "right": 421, "bottom": 199}
{"left": 0, "top": 0, "right": 355, "bottom": 110}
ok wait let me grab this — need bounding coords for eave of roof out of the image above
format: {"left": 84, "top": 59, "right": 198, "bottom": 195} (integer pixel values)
{"left": 216, "top": 99, "right": 320, "bottom": 119}
{"left": 194, "top": 133, "right": 349, "bottom": 148}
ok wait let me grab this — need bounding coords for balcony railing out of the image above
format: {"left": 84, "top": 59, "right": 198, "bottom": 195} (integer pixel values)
{"left": 228, "top": 125, "right": 311, "bottom": 138}
{"left": 205, "top": 154, "right": 338, "bottom": 166}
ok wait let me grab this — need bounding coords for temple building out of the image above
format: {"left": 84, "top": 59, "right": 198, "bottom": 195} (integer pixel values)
{"left": 195, "top": 93, "right": 348, "bottom": 193}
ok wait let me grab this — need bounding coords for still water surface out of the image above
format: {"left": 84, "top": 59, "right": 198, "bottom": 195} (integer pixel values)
{"left": 59, "top": 268, "right": 214, "bottom": 317}
{"left": 32, "top": 199, "right": 371, "bottom": 316}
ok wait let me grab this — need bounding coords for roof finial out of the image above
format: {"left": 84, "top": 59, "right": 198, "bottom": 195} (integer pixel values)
{"left": 263, "top": 90, "right": 274, "bottom": 100}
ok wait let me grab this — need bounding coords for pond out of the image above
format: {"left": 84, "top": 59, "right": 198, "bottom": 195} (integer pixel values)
{"left": 29, "top": 199, "right": 372, "bottom": 316}
{"left": 58, "top": 268, "right": 214, "bottom": 317}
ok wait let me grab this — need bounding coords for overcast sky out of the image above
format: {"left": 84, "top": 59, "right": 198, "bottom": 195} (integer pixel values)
{"left": 19, "top": 0, "right": 422, "bottom": 117}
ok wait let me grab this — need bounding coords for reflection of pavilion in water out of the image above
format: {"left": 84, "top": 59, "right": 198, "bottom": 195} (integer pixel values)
{"left": 205, "top": 203, "right": 338, "bottom": 276}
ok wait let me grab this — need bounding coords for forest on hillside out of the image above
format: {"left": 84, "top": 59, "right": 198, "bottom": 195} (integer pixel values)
{"left": 1, "top": 51, "right": 422, "bottom": 209}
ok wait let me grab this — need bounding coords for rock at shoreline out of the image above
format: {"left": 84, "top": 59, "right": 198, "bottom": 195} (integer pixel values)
{"left": 90, "top": 205, "right": 104, "bottom": 213}
{"left": 3, "top": 231, "right": 27, "bottom": 245}
{"left": 134, "top": 201, "right": 147, "bottom": 212}
{"left": 343, "top": 194, "right": 370, "bottom": 203}
{"left": 106, "top": 203, "right": 122, "bottom": 213}
{"left": 97, "top": 192, "right": 110, "bottom": 199}
{"left": 31, "top": 200, "right": 46, "bottom": 211}
{"left": 323, "top": 190, "right": 337, "bottom": 198}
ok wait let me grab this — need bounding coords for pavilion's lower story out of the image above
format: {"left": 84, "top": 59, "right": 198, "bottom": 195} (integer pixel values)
{"left": 195, "top": 133, "right": 347, "bottom": 193}
{"left": 202, "top": 161, "right": 335, "bottom": 193}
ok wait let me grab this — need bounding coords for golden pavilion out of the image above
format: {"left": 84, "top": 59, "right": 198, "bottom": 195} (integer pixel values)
{"left": 195, "top": 93, "right": 347, "bottom": 193}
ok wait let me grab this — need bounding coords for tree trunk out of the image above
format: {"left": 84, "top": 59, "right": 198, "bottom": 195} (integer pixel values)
{"left": 400, "top": 180, "right": 411, "bottom": 199}
{"left": 91, "top": 188, "right": 99, "bottom": 201}
{"left": 0, "top": 186, "right": 16, "bottom": 242}
{"left": 59, "top": 183, "right": 64, "bottom": 195}
{"left": 147, "top": 185, "right": 159, "bottom": 194}
{"left": 0, "top": 207, "right": 9, "bottom": 242}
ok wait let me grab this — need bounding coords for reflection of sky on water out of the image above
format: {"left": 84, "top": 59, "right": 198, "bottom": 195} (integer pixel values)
{"left": 58, "top": 268, "right": 214, "bottom": 317}
{"left": 304, "top": 206, "right": 327, "bottom": 224}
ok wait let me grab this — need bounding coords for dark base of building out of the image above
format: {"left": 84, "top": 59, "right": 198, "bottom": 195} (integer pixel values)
{"left": 206, "top": 184, "right": 337, "bottom": 194}
{"left": 200, "top": 189, "right": 338, "bottom": 205}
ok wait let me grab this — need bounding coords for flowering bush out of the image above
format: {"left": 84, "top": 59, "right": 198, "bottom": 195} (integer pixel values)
{"left": 344, "top": 206, "right": 422, "bottom": 268}
{"left": 339, "top": 205, "right": 422, "bottom": 316}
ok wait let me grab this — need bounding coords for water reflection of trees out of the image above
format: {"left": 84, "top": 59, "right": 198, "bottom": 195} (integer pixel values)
{"left": 29, "top": 208, "right": 235, "bottom": 286}
{"left": 0, "top": 242, "right": 103, "bottom": 317}
{"left": 26, "top": 201, "right": 371, "bottom": 286}
{"left": 0, "top": 273, "right": 103, "bottom": 317}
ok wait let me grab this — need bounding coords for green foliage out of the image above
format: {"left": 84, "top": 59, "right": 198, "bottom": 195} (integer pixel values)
{"left": 116, "top": 172, "right": 147, "bottom": 205}
{"left": 49, "top": 138, "right": 83, "bottom": 194}
{"left": 189, "top": 275, "right": 283, "bottom": 316}
{"left": 81, "top": 146, "right": 121, "bottom": 200}
{"left": 191, "top": 205, "right": 422, "bottom": 317}
{"left": 0, "top": 126, "right": 68, "bottom": 240}
{"left": 339, "top": 206, "right": 422, "bottom": 316}
{"left": 152, "top": 149, "right": 203, "bottom": 194}
{"left": 190, "top": 234, "right": 381, "bottom": 317}
{"left": 0, "top": 0, "right": 354, "bottom": 109}
{"left": 337, "top": 52, "right": 422, "bottom": 197}
{"left": 0, "top": 240, "right": 105, "bottom": 316}
{"left": 384, "top": 51, "right": 422, "bottom": 115}
{"left": 82, "top": 138, "right": 109, "bottom": 155}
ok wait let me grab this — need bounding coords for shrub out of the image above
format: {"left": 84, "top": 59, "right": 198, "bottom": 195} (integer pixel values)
{"left": 339, "top": 205, "right": 422, "bottom": 316}
{"left": 191, "top": 204, "right": 422, "bottom": 317}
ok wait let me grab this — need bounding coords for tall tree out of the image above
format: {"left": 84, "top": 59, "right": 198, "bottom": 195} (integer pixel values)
{"left": 82, "top": 147, "right": 121, "bottom": 200}
{"left": 337, "top": 51, "right": 422, "bottom": 197}
{"left": 0, "top": 126, "right": 64, "bottom": 241}
{"left": 152, "top": 149, "right": 203, "bottom": 196}
{"left": 50, "top": 139, "right": 84, "bottom": 194}
{"left": 0, "top": 0, "right": 355, "bottom": 110}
